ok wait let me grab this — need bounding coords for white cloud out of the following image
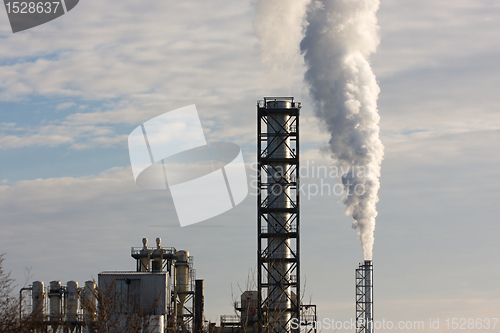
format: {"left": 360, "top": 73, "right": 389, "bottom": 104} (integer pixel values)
{"left": 0, "top": 0, "right": 279, "bottom": 149}
{"left": 55, "top": 102, "right": 76, "bottom": 110}
{"left": 373, "top": 0, "right": 500, "bottom": 77}
{"left": 1, "top": 0, "right": 497, "bottom": 152}
{"left": 0, "top": 121, "right": 124, "bottom": 149}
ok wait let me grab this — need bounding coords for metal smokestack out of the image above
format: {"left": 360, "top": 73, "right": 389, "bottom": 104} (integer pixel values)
{"left": 356, "top": 260, "right": 373, "bottom": 333}
{"left": 257, "top": 97, "right": 301, "bottom": 332}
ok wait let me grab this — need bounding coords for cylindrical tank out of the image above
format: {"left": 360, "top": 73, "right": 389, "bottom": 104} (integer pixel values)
{"left": 140, "top": 237, "right": 151, "bottom": 272}
{"left": 266, "top": 100, "right": 292, "bottom": 331}
{"left": 32, "top": 281, "right": 45, "bottom": 322}
{"left": 175, "top": 250, "right": 189, "bottom": 263}
{"left": 152, "top": 238, "right": 163, "bottom": 272}
{"left": 66, "top": 281, "right": 78, "bottom": 322}
{"left": 48, "top": 280, "right": 62, "bottom": 332}
{"left": 49, "top": 281, "right": 62, "bottom": 319}
{"left": 83, "top": 281, "right": 97, "bottom": 323}
{"left": 175, "top": 250, "right": 190, "bottom": 322}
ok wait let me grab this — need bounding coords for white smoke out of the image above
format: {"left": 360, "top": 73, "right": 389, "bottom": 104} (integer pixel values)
{"left": 253, "top": 0, "right": 311, "bottom": 89}
{"left": 253, "top": 0, "right": 383, "bottom": 260}
{"left": 300, "top": 0, "right": 384, "bottom": 260}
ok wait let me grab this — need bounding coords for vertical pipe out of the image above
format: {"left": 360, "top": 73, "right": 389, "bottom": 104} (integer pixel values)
{"left": 194, "top": 279, "right": 204, "bottom": 333}
{"left": 364, "top": 260, "right": 373, "bottom": 333}
{"left": 175, "top": 250, "right": 189, "bottom": 325}
{"left": 32, "top": 281, "right": 45, "bottom": 323}
{"left": 173, "top": 263, "right": 178, "bottom": 327}
{"left": 19, "top": 287, "right": 33, "bottom": 323}
{"left": 267, "top": 100, "right": 291, "bottom": 332}
{"left": 83, "top": 281, "right": 97, "bottom": 324}
{"left": 67, "top": 281, "right": 78, "bottom": 323}
{"left": 294, "top": 101, "right": 300, "bottom": 330}
{"left": 257, "top": 102, "right": 263, "bottom": 330}
{"left": 49, "top": 281, "right": 62, "bottom": 332}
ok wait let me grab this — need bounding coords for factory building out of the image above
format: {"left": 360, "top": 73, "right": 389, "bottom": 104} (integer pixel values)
{"left": 20, "top": 238, "right": 204, "bottom": 333}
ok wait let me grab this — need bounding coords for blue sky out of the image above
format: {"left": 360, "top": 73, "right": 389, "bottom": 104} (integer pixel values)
{"left": 1, "top": 1, "right": 499, "bottom": 331}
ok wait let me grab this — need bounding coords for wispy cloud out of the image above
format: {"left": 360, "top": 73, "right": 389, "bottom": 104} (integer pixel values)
{"left": 55, "top": 102, "right": 76, "bottom": 110}
{"left": 0, "top": 0, "right": 273, "bottom": 149}
{"left": 0, "top": 119, "right": 124, "bottom": 149}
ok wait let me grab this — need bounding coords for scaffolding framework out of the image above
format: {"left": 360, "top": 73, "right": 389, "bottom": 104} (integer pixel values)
{"left": 356, "top": 261, "right": 373, "bottom": 333}
{"left": 257, "top": 97, "right": 300, "bottom": 333}
{"left": 176, "top": 258, "right": 196, "bottom": 331}
{"left": 300, "top": 305, "right": 317, "bottom": 333}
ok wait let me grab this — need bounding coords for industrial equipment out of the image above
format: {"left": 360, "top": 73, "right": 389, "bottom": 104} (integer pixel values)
{"left": 356, "top": 260, "right": 373, "bottom": 333}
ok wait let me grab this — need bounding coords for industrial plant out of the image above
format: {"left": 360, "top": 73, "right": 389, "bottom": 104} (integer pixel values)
{"left": 19, "top": 98, "right": 374, "bottom": 333}
{"left": 20, "top": 237, "right": 204, "bottom": 333}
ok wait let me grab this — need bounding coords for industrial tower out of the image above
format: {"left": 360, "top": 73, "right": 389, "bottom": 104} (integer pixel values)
{"left": 257, "top": 97, "right": 300, "bottom": 333}
{"left": 356, "top": 260, "right": 373, "bottom": 333}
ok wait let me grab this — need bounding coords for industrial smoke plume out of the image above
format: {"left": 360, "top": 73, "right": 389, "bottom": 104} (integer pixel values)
{"left": 254, "top": 0, "right": 384, "bottom": 260}
{"left": 300, "top": 0, "right": 383, "bottom": 260}
{"left": 253, "top": 0, "right": 310, "bottom": 90}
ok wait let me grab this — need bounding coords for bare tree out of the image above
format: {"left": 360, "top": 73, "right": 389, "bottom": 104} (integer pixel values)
{"left": 0, "top": 253, "right": 29, "bottom": 333}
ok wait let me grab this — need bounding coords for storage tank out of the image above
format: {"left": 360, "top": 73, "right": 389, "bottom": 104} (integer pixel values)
{"left": 83, "top": 280, "right": 97, "bottom": 323}
{"left": 66, "top": 281, "right": 78, "bottom": 322}
{"left": 175, "top": 250, "right": 190, "bottom": 322}
{"left": 32, "top": 281, "right": 45, "bottom": 322}
{"left": 49, "top": 281, "right": 62, "bottom": 319}
{"left": 152, "top": 238, "right": 163, "bottom": 272}
{"left": 48, "top": 280, "right": 62, "bottom": 332}
{"left": 140, "top": 237, "right": 151, "bottom": 272}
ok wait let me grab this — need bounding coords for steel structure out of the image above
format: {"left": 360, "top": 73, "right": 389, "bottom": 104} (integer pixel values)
{"left": 19, "top": 280, "right": 94, "bottom": 333}
{"left": 299, "top": 305, "right": 317, "bottom": 333}
{"left": 257, "top": 97, "right": 300, "bottom": 333}
{"left": 131, "top": 238, "right": 196, "bottom": 331}
{"left": 356, "top": 260, "right": 373, "bottom": 333}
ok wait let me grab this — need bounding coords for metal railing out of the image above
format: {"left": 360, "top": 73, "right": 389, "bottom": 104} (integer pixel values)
{"left": 257, "top": 98, "right": 301, "bottom": 109}
{"left": 260, "top": 225, "right": 297, "bottom": 234}
{"left": 130, "top": 246, "right": 176, "bottom": 256}
{"left": 221, "top": 315, "right": 241, "bottom": 325}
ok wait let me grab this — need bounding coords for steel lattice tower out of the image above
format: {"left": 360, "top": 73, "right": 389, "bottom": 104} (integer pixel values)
{"left": 356, "top": 260, "right": 373, "bottom": 333}
{"left": 257, "top": 97, "right": 300, "bottom": 333}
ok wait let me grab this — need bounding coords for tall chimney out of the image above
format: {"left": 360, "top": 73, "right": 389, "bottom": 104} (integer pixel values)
{"left": 356, "top": 260, "right": 373, "bottom": 333}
